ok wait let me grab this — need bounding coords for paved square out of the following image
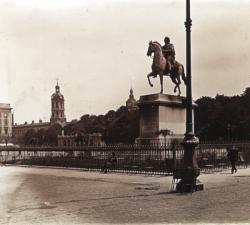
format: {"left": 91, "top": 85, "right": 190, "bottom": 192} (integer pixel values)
{"left": 0, "top": 166, "right": 250, "bottom": 224}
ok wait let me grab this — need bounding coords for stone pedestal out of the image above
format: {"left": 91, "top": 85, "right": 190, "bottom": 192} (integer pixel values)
{"left": 135, "top": 93, "right": 196, "bottom": 145}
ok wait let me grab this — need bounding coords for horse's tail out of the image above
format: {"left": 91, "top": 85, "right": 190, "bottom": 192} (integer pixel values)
{"left": 181, "top": 65, "right": 187, "bottom": 85}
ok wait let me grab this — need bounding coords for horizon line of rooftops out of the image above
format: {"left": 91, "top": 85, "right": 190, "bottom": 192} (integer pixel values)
{"left": 13, "top": 118, "right": 79, "bottom": 127}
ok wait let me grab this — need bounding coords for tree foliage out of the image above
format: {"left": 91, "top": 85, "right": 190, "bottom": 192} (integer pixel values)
{"left": 22, "top": 87, "right": 250, "bottom": 145}
{"left": 23, "top": 129, "right": 37, "bottom": 145}
{"left": 66, "top": 106, "right": 139, "bottom": 144}
{"left": 195, "top": 88, "right": 250, "bottom": 141}
{"left": 22, "top": 106, "right": 139, "bottom": 146}
{"left": 23, "top": 124, "right": 62, "bottom": 146}
{"left": 44, "top": 124, "right": 62, "bottom": 145}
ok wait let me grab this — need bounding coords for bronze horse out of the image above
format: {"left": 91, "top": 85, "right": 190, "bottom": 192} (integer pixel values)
{"left": 147, "top": 41, "right": 186, "bottom": 95}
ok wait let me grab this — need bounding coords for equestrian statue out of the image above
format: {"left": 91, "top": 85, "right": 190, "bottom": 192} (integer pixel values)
{"left": 147, "top": 36, "right": 186, "bottom": 96}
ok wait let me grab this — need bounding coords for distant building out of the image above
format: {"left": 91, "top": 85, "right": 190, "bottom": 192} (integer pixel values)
{"left": 12, "top": 81, "right": 67, "bottom": 144}
{"left": 58, "top": 132, "right": 104, "bottom": 146}
{"left": 12, "top": 120, "right": 50, "bottom": 144}
{"left": 126, "top": 88, "right": 138, "bottom": 111}
{"left": 0, "top": 103, "right": 12, "bottom": 144}
{"left": 50, "top": 81, "right": 67, "bottom": 126}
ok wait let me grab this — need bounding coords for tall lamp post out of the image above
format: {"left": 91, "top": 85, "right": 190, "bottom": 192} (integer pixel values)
{"left": 177, "top": 0, "right": 203, "bottom": 192}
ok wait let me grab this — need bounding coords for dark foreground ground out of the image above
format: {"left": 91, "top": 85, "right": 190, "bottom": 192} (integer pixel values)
{"left": 0, "top": 165, "right": 250, "bottom": 225}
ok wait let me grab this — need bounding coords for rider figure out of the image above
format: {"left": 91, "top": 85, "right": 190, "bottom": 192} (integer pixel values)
{"left": 162, "top": 36, "right": 175, "bottom": 73}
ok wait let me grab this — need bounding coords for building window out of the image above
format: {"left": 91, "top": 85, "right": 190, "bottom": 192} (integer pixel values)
{"left": 4, "top": 114, "right": 8, "bottom": 127}
{"left": 56, "top": 102, "right": 58, "bottom": 108}
{"left": 4, "top": 128, "right": 8, "bottom": 134}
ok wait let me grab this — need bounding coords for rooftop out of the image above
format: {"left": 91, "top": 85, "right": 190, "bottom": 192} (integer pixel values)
{"left": 0, "top": 103, "right": 11, "bottom": 109}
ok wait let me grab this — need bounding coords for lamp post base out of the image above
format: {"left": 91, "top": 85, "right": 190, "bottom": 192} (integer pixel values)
{"left": 175, "top": 134, "right": 204, "bottom": 193}
{"left": 176, "top": 179, "right": 204, "bottom": 192}
{"left": 175, "top": 168, "right": 204, "bottom": 192}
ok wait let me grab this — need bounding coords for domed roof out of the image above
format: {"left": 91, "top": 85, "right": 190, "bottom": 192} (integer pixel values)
{"left": 126, "top": 88, "right": 138, "bottom": 110}
{"left": 51, "top": 82, "right": 64, "bottom": 100}
{"left": 51, "top": 92, "right": 64, "bottom": 99}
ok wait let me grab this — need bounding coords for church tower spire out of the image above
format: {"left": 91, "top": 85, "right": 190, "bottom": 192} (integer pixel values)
{"left": 50, "top": 80, "right": 66, "bottom": 126}
{"left": 126, "top": 88, "right": 138, "bottom": 111}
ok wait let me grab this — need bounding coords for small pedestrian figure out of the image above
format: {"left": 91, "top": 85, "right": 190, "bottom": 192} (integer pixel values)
{"left": 110, "top": 152, "right": 117, "bottom": 167}
{"left": 227, "top": 146, "right": 238, "bottom": 174}
{"left": 102, "top": 152, "right": 117, "bottom": 173}
{"left": 102, "top": 160, "right": 109, "bottom": 174}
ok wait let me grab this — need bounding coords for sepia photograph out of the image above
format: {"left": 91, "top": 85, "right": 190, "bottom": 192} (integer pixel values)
{"left": 1, "top": 0, "right": 250, "bottom": 224}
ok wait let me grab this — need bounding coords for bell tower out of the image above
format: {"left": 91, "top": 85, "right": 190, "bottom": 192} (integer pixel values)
{"left": 126, "top": 88, "right": 138, "bottom": 111}
{"left": 50, "top": 81, "right": 66, "bottom": 126}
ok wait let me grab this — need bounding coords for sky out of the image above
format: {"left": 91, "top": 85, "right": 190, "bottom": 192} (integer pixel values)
{"left": 0, "top": 0, "right": 250, "bottom": 124}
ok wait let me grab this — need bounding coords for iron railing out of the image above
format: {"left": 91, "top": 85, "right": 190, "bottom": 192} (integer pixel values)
{"left": 0, "top": 142, "right": 249, "bottom": 175}
{"left": 197, "top": 142, "right": 249, "bottom": 172}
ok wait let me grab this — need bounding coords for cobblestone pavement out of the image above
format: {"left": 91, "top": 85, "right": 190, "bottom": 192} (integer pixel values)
{"left": 0, "top": 165, "right": 250, "bottom": 225}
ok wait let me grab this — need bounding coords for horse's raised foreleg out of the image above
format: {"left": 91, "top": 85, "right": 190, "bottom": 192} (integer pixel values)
{"left": 147, "top": 72, "right": 157, "bottom": 87}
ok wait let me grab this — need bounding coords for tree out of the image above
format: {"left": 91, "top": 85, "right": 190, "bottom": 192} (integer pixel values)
{"left": 36, "top": 129, "right": 46, "bottom": 145}
{"left": 44, "top": 124, "right": 62, "bottom": 146}
{"left": 195, "top": 88, "right": 250, "bottom": 141}
{"left": 66, "top": 106, "right": 139, "bottom": 144}
{"left": 105, "top": 107, "right": 139, "bottom": 144}
{"left": 23, "top": 129, "right": 37, "bottom": 145}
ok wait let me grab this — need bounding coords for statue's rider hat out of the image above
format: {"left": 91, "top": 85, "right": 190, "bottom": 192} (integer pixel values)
{"left": 164, "top": 36, "right": 170, "bottom": 44}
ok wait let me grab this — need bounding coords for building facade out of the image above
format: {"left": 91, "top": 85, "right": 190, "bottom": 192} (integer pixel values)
{"left": 12, "top": 120, "right": 50, "bottom": 144}
{"left": 12, "top": 82, "right": 67, "bottom": 144}
{"left": 0, "top": 103, "right": 12, "bottom": 144}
